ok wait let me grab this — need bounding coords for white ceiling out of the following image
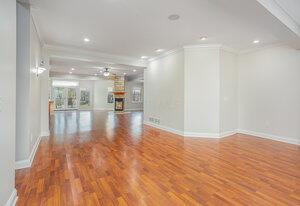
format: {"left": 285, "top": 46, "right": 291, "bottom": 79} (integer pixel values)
{"left": 30, "top": 0, "right": 300, "bottom": 75}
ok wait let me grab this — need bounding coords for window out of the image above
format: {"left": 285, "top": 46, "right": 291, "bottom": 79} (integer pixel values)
{"left": 107, "top": 87, "right": 114, "bottom": 103}
{"left": 80, "top": 88, "right": 90, "bottom": 107}
{"left": 132, "top": 88, "right": 142, "bottom": 103}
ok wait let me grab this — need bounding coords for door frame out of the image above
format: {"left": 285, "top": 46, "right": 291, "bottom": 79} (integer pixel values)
{"left": 53, "top": 86, "right": 80, "bottom": 111}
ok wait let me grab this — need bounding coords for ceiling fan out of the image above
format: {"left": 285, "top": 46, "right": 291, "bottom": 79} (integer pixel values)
{"left": 103, "top": 68, "right": 110, "bottom": 77}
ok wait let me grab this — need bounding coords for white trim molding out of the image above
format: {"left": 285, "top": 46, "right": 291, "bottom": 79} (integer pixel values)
{"left": 5, "top": 188, "right": 18, "bottom": 206}
{"left": 144, "top": 121, "right": 184, "bottom": 136}
{"left": 183, "top": 131, "right": 221, "bottom": 138}
{"left": 44, "top": 44, "right": 148, "bottom": 68}
{"left": 220, "top": 130, "right": 238, "bottom": 138}
{"left": 15, "top": 135, "right": 42, "bottom": 170}
{"left": 144, "top": 121, "right": 237, "bottom": 138}
{"left": 148, "top": 48, "right": 183, "bottom": 62}
{"left": 237, "top": 129, "right": 300, "bottom": 145}
{"left": 93, "top": 108, "right": 114, "bottom": 111}
{"left": 40, "top": 130, "right": 50, "bottom": 137}
{"left": 256, "top": 0, "right": 300, "bottom": 37}
{"left": 125, "top": 109, "right": 144, "bottom": 111}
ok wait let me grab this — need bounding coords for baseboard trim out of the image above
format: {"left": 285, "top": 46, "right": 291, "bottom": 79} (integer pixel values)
{"left": 183, "top": 131, "right": 221, "bottom": 138}
{"left": 93, "top": 108, "right": 114, "bottom": 111}
{"left": 220, "top": 130, "right": 238, "bottom": 138}
{"left": 15, "top": 135, "right": 42, "bottom": 170}
{"left": 40, "top": 130, "right": 50, "bottom": 137}
{"left": 144, "top": 121, "right": 237, "bottom": 138}
{"left": 144, "top": 121, "right": 184, "bottom": 136}
{"left": 5, "top": 188, "right": 18, "bottom": 206}
{"left": 125, "top": 109, "right": 144, "bottom": 111}
{"left": 237, "top": 129, "right": 300, "bottom": 145}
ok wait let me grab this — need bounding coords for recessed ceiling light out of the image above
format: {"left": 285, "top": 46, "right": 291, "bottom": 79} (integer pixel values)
{"left": 141, "top": 56, "right": 148, "bottom": 59}
{"left": 133, "top": 69, "right": 137, "bottom": 72}
{"left": 84, "top": 38, "right": 90, "bottom": 42}
{"left": 99, "top": 70, "right": 103, "bottom": 73}
{"left": 199, "top": 36, "right": 207, "bottom": 41}
{"left": 123, "top": 73, "right": 126, "bottom": 75}
{"left": 94, "top": 74, "right": 98, "bottom": 76}
{"left": 71, "top": 68, "right": 75, "bottom": 71}
{"left": 69, "top": 71, "right": 72, "bottom": 74}
{"left": 253, "top": 40, "right": 260, "bottom": 44}
{"left": 156, "top": 49, "right": 164, "bottom": 53}
{"left": 168, "top": 14, "right": 180, "bottom": 21}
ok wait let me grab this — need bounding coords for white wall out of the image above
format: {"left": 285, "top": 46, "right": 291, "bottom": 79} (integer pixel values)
{"left": 40, "top": 48, "right": 50, "bottom": 136}
{"left": 0, "top": 0, "right": 16, "bottom": 205}
{"left": 93, "top": 79, "right": 114, "bottom": 110}
{"left": 29, "top": 15, "right": 42, "bottom": 151}
{"left": 238, "top": 45, "right": 300, "bottom": 144}
{"left": 125, "top": 80, "right": 144, "bottom": 111}
{"left": 16, "top": 2, "right": 31, "bottom": 161}
{"left": 184, "top": 47, "right": 220, "bottom": 135}
{"left": 16, "top": 3, "right": 43, "bottom": 162}
{"left": 144, "top": 51, "right": 185, "bottom": 132}
{"left": 220, "top": 50, "right": 238, "bottom": 135}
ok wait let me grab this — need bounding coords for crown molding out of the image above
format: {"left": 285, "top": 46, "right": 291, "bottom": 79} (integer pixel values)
{"left": 30, "top": 12, "right": 45, "bottom": 46}
{"left": 256, "top": 0, "right": 300, "bottom": 37}
{"left": 183, "top": 44, "right": 239, "bottom": 54}
{"left": 148, "top": 48, "right": 183, "bottom": 62}
{"left": 149, "top": 44, "right": 240, "bottom": 63}
{"left": 238, "top": 42, "right": 287, "bottom": 54}
{"left": 44, "top": 44, "right": 148, "bottom": 68}
{"left": 183, "top": 44, "right": 222, "bottom": 50}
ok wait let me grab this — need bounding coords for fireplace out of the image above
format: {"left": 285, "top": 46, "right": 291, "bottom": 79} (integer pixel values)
{"left": 112, "top": 91, "right": 126, "bottom": 112}
{"left": 115, "top": 98, "right": 124, "bottom": 111}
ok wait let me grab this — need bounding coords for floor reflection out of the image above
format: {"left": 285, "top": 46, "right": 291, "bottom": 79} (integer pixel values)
{"left": 51, "top": 110, "right": 144, "bottom": 143}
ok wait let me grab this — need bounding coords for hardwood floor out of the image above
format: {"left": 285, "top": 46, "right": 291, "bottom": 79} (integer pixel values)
{"left": 16, "top": 110, "right": 300, "bottom": 206}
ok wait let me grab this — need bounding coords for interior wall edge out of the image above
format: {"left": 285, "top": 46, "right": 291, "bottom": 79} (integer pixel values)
{"left": 15, "top": 135, "right": 41, "bottom": 170}
{"left": 4, "top": 188, "right": 17, "bottom": 206}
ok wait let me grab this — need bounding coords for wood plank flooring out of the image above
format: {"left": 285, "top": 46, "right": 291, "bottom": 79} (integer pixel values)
{"left": 16, "top": 111, "right": 300, "bottom": 206}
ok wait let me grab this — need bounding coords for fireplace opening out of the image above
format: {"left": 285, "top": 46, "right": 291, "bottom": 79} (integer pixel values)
{"left": 114, "top": 98, "right": 124, "bottom": 111}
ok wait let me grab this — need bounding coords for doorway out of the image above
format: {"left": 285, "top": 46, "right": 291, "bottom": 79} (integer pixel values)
{"left": 53, "top": 87, "right": 78, "bottom": 110}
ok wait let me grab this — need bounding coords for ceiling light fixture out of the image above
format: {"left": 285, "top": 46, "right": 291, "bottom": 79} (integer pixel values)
{"left": 199, "top": 36, "right": 207, "bottom": 41}
{"left": 168, "top": 14, "right": 180, "bottom": 21}
{"left": 94, "top": 73, "right": 98, "bottom": 76}
{"left": 99, "top": 70, "right": 103, "bottom": 73}
{"left": 84, "top": 38, "right": 90, "bottom": 42}
{"left": 103, "top": 68, "right": 110, "bottom": 77}
{"left": 71, "top": 68, "right": 75, "bottom": 71}
{"left": 141, "top": 56, "right": 148, "bottom": 59}
{"left": 69, "top": 71, "right": 73, "bottom": 74}
{"left": 123, "top": 73, "right": 126, "bottom": 75}
{"left": 133, "top": 69, "right": 137, "bottom": 72}
{"left": 253, "top": 40, "right": 260, "bottom": 44}
{"left": 156, "top": 49, "right": 164, "bottom": 53}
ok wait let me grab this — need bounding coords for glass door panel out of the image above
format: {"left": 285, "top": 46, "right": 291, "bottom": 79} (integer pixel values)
{"left": 54, "top": 87, "right": 65, "bottom": 110}
{"left": 80, "top": 89, "right": 90, "bottom": 109}
{"left": 67, "top": 88, "right": 77, "bottom": 109}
